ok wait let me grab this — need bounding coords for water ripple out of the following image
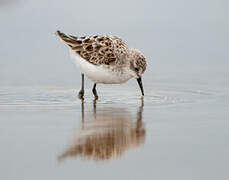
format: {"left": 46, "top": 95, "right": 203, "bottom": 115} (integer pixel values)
{"left": 0, "top": 86, "right": 213, "bottom": 109}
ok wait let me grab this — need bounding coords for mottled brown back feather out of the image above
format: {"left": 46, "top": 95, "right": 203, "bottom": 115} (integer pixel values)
{"left": 56, "top": 30, "right": 128, "bottom": 65}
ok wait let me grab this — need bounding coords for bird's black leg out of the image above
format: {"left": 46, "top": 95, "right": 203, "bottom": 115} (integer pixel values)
{"left": 78, "top": 74, "right": 84, "bottom": 99}
{"left": 92, "top": 83, "right": 98, "bottom": 100}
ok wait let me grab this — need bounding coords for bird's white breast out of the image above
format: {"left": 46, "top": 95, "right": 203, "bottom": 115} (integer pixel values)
{"left": 70, "top": 50, "right": 132, "bottom": 84}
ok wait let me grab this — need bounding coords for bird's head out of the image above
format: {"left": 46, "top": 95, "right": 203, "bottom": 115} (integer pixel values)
{"left": 128, "top": 49, "right": 147, "bottom": 96}
{"left": 128, "top": 49, "right": 147, "bottom": 78}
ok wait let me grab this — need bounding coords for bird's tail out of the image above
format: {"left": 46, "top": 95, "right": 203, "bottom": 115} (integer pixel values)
{"left": 56, "top": 30, "right": 79, "bottom": 48}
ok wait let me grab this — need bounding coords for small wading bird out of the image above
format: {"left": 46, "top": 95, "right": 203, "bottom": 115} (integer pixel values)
{"left": 56, "top": 30, "right": 147, "bottom": 100}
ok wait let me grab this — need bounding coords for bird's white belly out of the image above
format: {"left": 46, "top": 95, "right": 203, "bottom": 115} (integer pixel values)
{"left": 70, "top": 51, "right": 132, "bottom": 84}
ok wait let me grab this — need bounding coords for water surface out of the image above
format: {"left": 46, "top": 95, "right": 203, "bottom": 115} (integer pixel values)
{"left": 0, "top": 83, "right": 228, "bottom": 180}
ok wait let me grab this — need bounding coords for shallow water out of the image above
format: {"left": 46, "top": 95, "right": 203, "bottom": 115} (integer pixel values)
{"left": 0, "top": 83, "right": 228, "bottom": 180}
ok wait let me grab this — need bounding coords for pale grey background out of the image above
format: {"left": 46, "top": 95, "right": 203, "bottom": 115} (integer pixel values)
{"left": 0, "top": 0, "right": 228, "bottom": 87}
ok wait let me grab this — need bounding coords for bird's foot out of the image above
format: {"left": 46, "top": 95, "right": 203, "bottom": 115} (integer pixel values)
{"left": 78, "top": 90, "right": 84, "bottom": 100}
{"left": 92, "top": 88, "right": 98, "bottom": 100}
{"left": 93, "top": 95, "right": 98, "bottom": 100}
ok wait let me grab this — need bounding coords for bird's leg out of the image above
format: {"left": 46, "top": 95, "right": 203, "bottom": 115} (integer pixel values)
{"left": 92, "top": 83, "right": 98, "bottom": 100}
{"left": 78, "top": 74, "right": 84, "bottom": 99}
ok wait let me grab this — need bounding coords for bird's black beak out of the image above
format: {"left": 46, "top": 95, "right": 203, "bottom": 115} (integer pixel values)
{"left": 137, "top": 77, "right": 144, "bottom": 96}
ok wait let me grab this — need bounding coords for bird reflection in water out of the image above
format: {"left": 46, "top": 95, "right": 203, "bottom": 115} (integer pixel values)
{"left": 58, "top": 100, "right": 145, "bottom": 162}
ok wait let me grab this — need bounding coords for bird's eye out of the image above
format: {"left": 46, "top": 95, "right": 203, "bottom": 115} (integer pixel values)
{"left": 135, "top": 67, "right": 140, "bottom": 72}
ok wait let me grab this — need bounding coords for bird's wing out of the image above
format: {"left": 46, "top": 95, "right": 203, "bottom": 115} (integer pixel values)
{"left": 56, "top": 31, "right": 128, "bottom": 65}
